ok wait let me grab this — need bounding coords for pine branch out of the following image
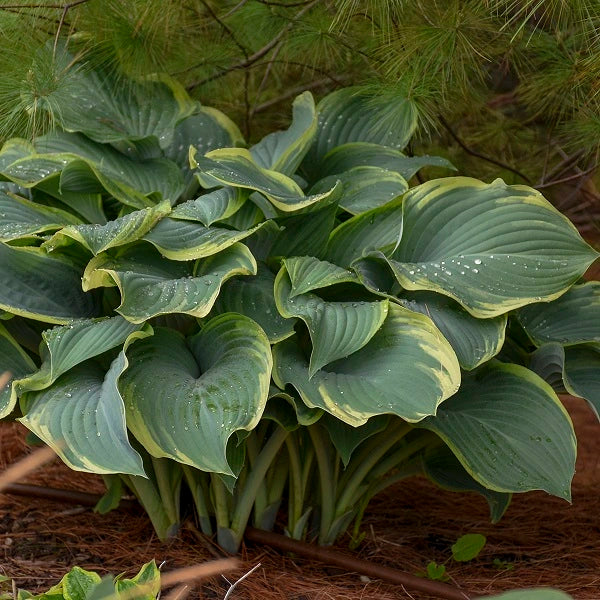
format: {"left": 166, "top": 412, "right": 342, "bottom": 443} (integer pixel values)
{"left": 439, "top": 115, "right": 533, "bottom": 184}
{"left": 187, "top": 0, "right": 321, "bottom": 90}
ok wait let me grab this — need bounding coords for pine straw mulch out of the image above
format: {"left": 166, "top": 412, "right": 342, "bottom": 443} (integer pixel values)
{"left": 1, "top": 397, "right": 599, "bottom": 600}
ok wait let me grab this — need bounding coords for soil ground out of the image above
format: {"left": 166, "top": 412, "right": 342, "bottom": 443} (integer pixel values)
{"left": 1, "top": 397, "right": 599, "bottom": 600}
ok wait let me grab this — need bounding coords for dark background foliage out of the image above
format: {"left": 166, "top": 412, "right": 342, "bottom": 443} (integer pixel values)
{"left": 1, "top": 0, "right": 600, "bottom": 232}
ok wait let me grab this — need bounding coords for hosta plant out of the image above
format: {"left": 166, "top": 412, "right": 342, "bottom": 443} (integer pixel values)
{"left": 1, "top": 561, "right": 160, "bottom": 600}
{"left": 1, "top": 51, "right": 599, "bottom": 553}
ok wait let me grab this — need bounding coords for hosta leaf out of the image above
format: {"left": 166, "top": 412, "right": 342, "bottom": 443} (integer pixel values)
{"left": 44, "top": 201, "right": 171, "bottom": 255}
{"left": 251, "top": 91, "right": 317, "bottom": 175}
{"left": 0, "top": 323, "right": 37, "bottom": 418}
{"left": 563, "top": 345, "right": 600, "bottom": 419}
{"left": 19, "top": 328, "right": 150, "bottom": 476}
{"left": 310, "top": 166, "right": 408, "bottom": 215}
{"left": 192, "top": 147, "right": 338, "bottom": 212}
{"left": 0, "top": 244, "right": 97, "bottom": 323}
{"left": 166, "top": 106, "right": 244, "bottom": 196}
{"left": 36, "top": 178, "right": 106, "bottom": 224}
{"left": 84, "top": 243, "right": 256, "bottom": 322}
{"left": 422, "top": 444, "right": 511, "bottom": 523}
{"left": 269, "top": 202, "right": 338, "bottom": 259}
{"left": 120, "top": 315, "right": 272, "bottom": 475}
{"left": 15, "top": 316, "right": 144, "bottom": 395}
{"left": 275, "top": 267, "right": 388, "bottom": 375}
{"left": 324, "top": 199, "right": 403, "bottom": 268}
{"left": 305, "top": 88, "right": 417, "bottom": 168}
{"left": 318, "top": 142, "right": 454, "bottom": 180}
{"left": 47, "top": 52, "right": 195, "bottom": 148}
{"left": 530, "top": 343, "right": 600, "bottom": 419}
{"left": 486, "top": 591, "right": 572, "bottom": 600}
{"left": 211, "top": 264, "right": 296, "bottom": 343}
{"left": 265, "top": 386, "right": 322, "bottom": 428}
{"left": 388, "top": 178, "right": 599, "bottom": 318}
{"left": 419, "top": 362, "right": 576, "bottom": 499}
{"left": 351, "top": 255, "right": 398, "bottom": 298}
{"left": 115, "top": 560, "right": 161, "bottom": 600}
{"left": 284, "top": 256, "right": 359, "bottom": 297}
{"left": 60, "top": 567, "right": 102, "bottom": 600}
{"left": 0, "top": 138, "right": 34, "bottom": 170}
{"left": 321, "top": 414, "right": 390, "bottom": 466}
{"left": 1, "top": 153, "right": 66, "bottom": 186}
{"left": 0, "top": 191, "right": 82, "bottom": 241}
{"left": 517, "top": 282, "right": 600, "bottom": 345}
{"left": 399, "top": 291, "right": 507, "bottom": 370}
{"left": 528, "top": 343, "right": 567, "bottom": 392}
{"left": 170, "top": 187, "right": 248, "bottom": 226}
{"left": 272, "top": 303, "right": 461, "bottom": 425}
{"left": 143, "top": 217, "right": 262, "bottom": 260}
{"left": 36, "top": 132, "right": 184, "bottom": 207}
{"left": 220, "top": 196, "right": 264, "bottom": 230}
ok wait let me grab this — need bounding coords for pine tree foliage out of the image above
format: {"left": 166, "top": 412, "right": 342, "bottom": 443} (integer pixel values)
{"left": 0, "top": 0, "right": 600, "bottom": 228}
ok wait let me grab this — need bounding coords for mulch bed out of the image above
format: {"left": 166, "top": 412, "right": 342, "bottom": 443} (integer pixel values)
{"left": 1, "top": 397, "right": 599, "bottom": 600}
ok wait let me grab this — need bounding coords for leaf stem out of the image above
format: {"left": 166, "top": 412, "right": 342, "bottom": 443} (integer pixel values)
{"left": 307, "top": 423, "right": 336, "bottom": 544}
{"left": 228, "top": 425, "right": 289, "bottom": 548}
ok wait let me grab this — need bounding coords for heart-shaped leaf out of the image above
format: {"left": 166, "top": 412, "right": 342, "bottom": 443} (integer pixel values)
{"left": 419, "top": 362, "right": 576, "bottom": 499}
{"left": 120, "top": 314, "right": 272, "bottom": 474}
{"left": 275, "top": 266, "right": 388, "bottom": 375}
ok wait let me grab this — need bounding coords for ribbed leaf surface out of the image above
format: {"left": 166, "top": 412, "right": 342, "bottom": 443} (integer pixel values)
{"left": 193, "top": 148, "right": 338, "bottom": 211}
{"left": 419, "top": 362, "right": 576, "bottom": 499}
{"left": 318, "top": 142, "right": 453, "bottom": 180}
{"left": 325, "top": 199, "right": 403, "bottom": 267}
{"left": 389, "top": 178, "right": 599, "bottom": 317}
{"left": 284, "top": 256, "right": 358, "bottom": 297}
{"left": 35, "top": 132, "right": 184, "bottom": 207}
{"left": 0, "top": 191, "right": 82, "bottom": 241}
{"left": 84, "top": 244, "right": 255, "bottom": 322}
{"left": 19, "top": 330, "right": 149, "bottom": 476}
{"left": 143, "top": 217, "right": 261, "bottom": 260}
{"left": 15, "top": 316, "right": 144, "bottom": 396}
{"left": 400, "top": 291, "right": 506, "bottom": 370}
{"left": 310, "top": 166, "right": 407, "bottom": 214}
{"left": 170, "top": 187, "right": 248, "bottom": 226}
{"left": 211, "top": 265, "right": 296, "bottom": 343}
{"left": 120, "top": 315, "right": 272, "bottom": 474}
{"left": 251, "top": 91, "right": 317, "bottom": 175}
{"left": 44, "top": 201, "right": 171, "bottom": 255}
{"left": 0, "top": 244, "right": 97, "bottom": 323}
{"left": 272, "top": 303, "right": 461, "bottom": 425}
{"left": 518, "top": 282, "right": 600, "bottom": 345}
{"left": 275, "top": 268, "right": 388, "bottom": 375}
{"left": 305, "top": 88, "right": 417, "bottom": 167}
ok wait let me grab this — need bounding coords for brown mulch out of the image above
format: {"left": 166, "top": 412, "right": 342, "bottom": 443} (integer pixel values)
{"left": 1, "top": 396, "right": 600, "bottom": 600}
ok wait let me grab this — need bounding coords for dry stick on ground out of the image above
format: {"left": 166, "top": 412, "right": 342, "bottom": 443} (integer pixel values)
{"left": 0, "top": 445, "right": 60, "bottom": 492}
{"left": 244, "top": 528, "right": 473, "bottom": 600}
{"left": 222, "top": 563, "right": 261, "bottom": 600}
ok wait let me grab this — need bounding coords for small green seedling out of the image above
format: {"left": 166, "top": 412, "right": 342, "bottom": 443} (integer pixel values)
{"left": 493, "top": 557, "right": 515, "bottom": 571}
{"left": 419, "top": 533, "right": 487, "bottom": 581}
